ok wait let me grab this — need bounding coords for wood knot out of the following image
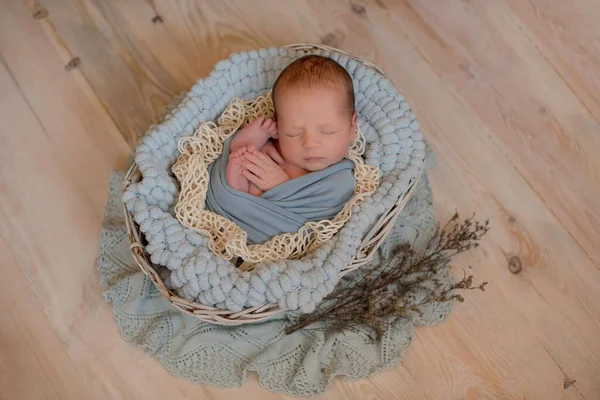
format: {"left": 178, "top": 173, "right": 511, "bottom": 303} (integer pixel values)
{"left": 563, "top": 377, "right": 576, "bottom": 389}
{"left": 33, "top": 3, "right": 48, "bottom": 19}
{"left": 64, "top": 57, "right": 81, "bottom": 71}
{"left": 508, "top": 256, "right": 522, "bottom": 274}
{"left": 459, "top": 63, "right": 475, "bottom": 79}
{"left": 321, "top": 33, "right": 341, "bottom": 48}
{"left": 351, "top": 3, "right": 367, "bottom": 15}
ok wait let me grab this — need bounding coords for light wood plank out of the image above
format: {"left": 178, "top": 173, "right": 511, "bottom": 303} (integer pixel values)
{"left": 0, "top": 16, "right": 134, "bottom": 400}
{"left": 504, "top": 0, "right": 600, "bottom": 122}
{"left": 317, "top": 364, "right": 428, "bottom": 400}
{"left": 37, "top": 0, "right": 176, "bottom": 147}
{"left": 363, "top": 8, "right": 600, "bottom": 397}
{"left": 0, "top": 237, "right": 92, "bottom": 400}
{"left": 373, "top": 0, "right": 600, "bottom": 267}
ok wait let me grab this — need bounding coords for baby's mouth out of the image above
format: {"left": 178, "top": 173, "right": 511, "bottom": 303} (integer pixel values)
{"left": 304, "top": 156, "right": 326, "bottom": 162}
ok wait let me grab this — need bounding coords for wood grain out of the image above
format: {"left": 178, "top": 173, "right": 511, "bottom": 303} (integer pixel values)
{"left": 372, "top": 0, "right": 600, "bottom": 268}
{"left": 504, "top": 0, "right": 600, "bottom": 122}
{"left": 1, "top": 0, "right": 599, "bottom": 398}
{"left": 0, "top": 237, "right": 91, "bottom": 400}
{"left": 367, "top": 9, "right": 600, "bottom": 396}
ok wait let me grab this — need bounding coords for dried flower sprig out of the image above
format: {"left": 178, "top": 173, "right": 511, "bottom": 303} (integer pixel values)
{"left": 285, "top": 213, "right": 489, "bottom": 337}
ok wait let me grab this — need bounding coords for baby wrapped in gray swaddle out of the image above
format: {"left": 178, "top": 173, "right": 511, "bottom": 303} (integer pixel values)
{"left": 206, "top": 55, "right": 362, "bottom": 245}
{"left": 205, "top": 136, "right": 356, "bottom": 244}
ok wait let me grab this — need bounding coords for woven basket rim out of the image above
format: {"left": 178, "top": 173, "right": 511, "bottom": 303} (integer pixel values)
{"left": 122, "top": 43, "right": 423, "bottom": 326}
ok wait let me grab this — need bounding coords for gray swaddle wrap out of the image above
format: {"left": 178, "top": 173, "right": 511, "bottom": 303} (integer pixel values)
{"left": 205, "top": 136, "right": 356, "bottom": 244}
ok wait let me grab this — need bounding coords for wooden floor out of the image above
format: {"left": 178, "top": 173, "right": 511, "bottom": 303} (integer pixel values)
{"left": 1, "top": 0, "right": 599, "bottom": 398}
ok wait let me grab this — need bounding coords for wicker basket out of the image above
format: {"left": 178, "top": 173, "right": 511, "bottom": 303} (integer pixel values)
{"left": 123, "top": 43, "right": 424, "bottom": 326}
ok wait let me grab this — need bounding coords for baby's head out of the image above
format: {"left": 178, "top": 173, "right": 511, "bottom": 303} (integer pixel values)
{"left": 272, "top": 55, "right": 357, "bottom": 172}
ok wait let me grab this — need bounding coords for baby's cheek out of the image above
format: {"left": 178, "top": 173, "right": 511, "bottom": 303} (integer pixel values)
{"left": 279, "top": 142, "right": 297, "bottom": 160}
{"left": 333, "top": 139, "right": 351, "bottom": 158}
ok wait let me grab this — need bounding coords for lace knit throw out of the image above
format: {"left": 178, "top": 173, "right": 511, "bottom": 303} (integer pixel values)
{"left": 122, "top": 46, "right": 425, "bottom": 313}
{"left": 99, "top": 167, "right": 453, "bottom": 397}
{"left": 171, "top": 94, "right": 380, "bottom": 264}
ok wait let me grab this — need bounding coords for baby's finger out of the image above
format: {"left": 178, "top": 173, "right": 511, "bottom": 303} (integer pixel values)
{"left": 255, "top": 151, "right": 278, "bottom": 168}
{"left": 262, "top": 118, "right": 273, "bottom": 129}
{"left": 241, "top": 160, "right": 264, "bottom": 178}
{"left": 242, "top": 170, "right": 265, "bottom": 190}
{"left": 265, "top": 147, "right": 284, "bottom": 164}
{"left": 243, "top": 151, "right": 271, "bottom": 168}
{"left": 266, "top": 121, "right": 277, "bottom": 136}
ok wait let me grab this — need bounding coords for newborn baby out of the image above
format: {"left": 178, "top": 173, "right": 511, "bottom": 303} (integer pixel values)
{"left": 225, "top": 55, "right": 358, "bottom": 196}
{"left": 205, "top": 55, "right": 359, "bottom": 244}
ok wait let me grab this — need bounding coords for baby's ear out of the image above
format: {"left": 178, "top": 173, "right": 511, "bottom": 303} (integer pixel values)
{"left": 350, "top": 111, "right": 358, "bottom": 141}
{"left": 272, "top": 113, "right": 279, "bottom": 139}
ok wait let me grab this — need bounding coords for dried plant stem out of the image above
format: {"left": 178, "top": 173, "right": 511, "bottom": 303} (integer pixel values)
{"left": 285, "top": 213, "right": 489, "bottom": 336}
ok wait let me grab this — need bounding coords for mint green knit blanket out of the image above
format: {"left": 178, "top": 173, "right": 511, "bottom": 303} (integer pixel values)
{"left": 98, "top": 166, "right": 452, "bottom": 396}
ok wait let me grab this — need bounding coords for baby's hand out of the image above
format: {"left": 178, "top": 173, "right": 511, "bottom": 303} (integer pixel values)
{"left": 262, "top": 141, "right": 285, "bottom": 165}
{"left": 241, "top": 150, "right": 290, "bottom": 192}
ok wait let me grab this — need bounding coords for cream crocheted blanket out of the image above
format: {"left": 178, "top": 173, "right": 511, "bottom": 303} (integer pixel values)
{"left": 171, "top": 94, "right": 380, "bottom": 265}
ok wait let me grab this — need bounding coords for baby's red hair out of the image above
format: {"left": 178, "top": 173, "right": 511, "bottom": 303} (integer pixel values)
{"left": 272, "top": 55, "right": 355, "bottom": 118}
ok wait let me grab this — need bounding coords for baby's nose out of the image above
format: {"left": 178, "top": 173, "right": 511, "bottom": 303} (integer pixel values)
{"left": 302, "top": 132, "right": 320, "bottom": 148}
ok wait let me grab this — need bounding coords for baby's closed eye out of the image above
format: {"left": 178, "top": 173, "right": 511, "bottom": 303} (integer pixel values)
{"left": 282, "top": 131, "right": 302, "bottom": 137}
{"left": 283, "top": 130, "right": 340, "bottom": 136}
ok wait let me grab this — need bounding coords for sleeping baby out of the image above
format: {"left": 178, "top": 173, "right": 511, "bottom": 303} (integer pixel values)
{"left": 225, "top": 55, "right": 358, "bottom": 196}
{"left": 205, "top": 55, "right": 358, "bottom": 244}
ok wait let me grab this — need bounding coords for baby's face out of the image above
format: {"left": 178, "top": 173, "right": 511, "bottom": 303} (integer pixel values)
{"left": 274, "top": 86, "right": 357, "bottom": 172}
